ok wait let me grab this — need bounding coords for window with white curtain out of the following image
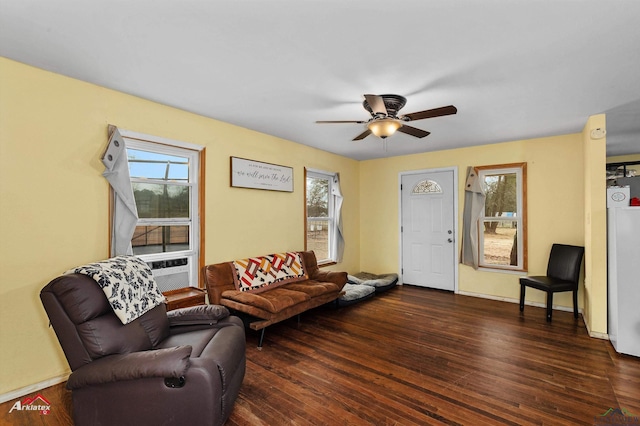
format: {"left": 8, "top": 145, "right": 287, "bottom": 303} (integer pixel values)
{"left": 105, "top": 128, "right": 203, "bottom": 291}
{"left": 305, "top": 168, "right": 342, "bottom": 264}
{"left": 476, "top": 163, "right": 527, "bottom": 271}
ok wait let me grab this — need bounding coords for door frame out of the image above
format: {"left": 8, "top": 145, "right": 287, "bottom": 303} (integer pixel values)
{"left": 398, "top": 166, "right": 459, "bottom": 292}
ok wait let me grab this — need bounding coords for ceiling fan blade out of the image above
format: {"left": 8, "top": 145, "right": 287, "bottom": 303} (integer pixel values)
{"left": 403, "top": 105, "right": 457, "bottom": 121}
{"left": 364, "top": 94, "right": 388, "bottom": 116}
{"left": 316, "top": 120, "right": 366, "bottom": 124}
{"left": 397, "top": 125, "right": 431, "bottom": 138}
{"left": 352, "top": 129, "right": 372, "bottom": 141}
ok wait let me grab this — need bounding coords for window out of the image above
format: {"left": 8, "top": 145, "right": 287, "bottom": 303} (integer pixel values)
{"left": 412, "top": 179, "right": 443, "bottom": 194}
{"left": 107, "top": 128, "right": 204, "bottom": 291}
{"left": 476, "top": 163, "right": 527, "bottom": 271}
{"left": 305, "top": 168, "right": 341, "bottom": 264}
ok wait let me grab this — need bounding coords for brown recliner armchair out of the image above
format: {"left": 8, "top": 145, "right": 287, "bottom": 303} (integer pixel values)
{"left": 41, "top": 273, "right": 246, "bottom": 426}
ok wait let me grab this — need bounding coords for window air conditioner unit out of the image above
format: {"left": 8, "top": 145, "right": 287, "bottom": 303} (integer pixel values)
{"left": 148, "top": 258, "right": 190, "bottom": 293}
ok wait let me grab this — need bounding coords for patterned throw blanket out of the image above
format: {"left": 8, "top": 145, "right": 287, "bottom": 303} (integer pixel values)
{"left": 65, "top": 256, "right": 166, "bottom": 324}
{"left": 232, "top": 252, "right": 307, "bottom": 293}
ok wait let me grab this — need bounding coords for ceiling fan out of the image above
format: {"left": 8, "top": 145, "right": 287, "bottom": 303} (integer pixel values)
{"left": 316, "top": 94, "right": 457, "bottom": 141}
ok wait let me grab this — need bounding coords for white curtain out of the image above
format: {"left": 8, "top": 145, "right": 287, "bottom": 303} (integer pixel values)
{"left": 331, "top": 173, "right": 345, "bottom": 262}
{"left": 102, "top": 128, "right": 138, "bottom": 256}
{"left": 461, "top": 166, "right": 485, "bottom": 269}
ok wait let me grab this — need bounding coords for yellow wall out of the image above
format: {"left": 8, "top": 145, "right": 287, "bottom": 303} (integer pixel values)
{"left": 360, "top": 133, "right": 586, "bottom": 306}
{"left": 582, "top": 115, "right": 608, "bottom": 336}
{"left": 0, "top": 58, "right": 360, "bottom": 395}
{"left": 0, "top": 56, "right": 610, "bottom": 397}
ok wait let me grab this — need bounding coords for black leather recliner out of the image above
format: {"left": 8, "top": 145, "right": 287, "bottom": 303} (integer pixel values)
{"left": 41, "top": 273, "right": 246, "bottom": 426}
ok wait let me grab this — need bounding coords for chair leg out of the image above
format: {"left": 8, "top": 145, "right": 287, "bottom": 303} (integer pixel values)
{"left": 546, "top": 292, "right": 553, "bottom": 322}
{"left": 519, "top": 285, "right": 525, "bottom": 312}
{"left": 573, "top": 290, "right": 579, "bottom": 319}
{"left": 257, "top": 328, "right": 266, "bottom": 349}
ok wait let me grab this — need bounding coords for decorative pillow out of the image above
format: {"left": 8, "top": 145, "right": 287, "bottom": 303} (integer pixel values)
{"left": 66, "top": 256, "right": 166, "bottom": 325}
{"left": 232, "top": 252, "right": 307, "bottom": 293}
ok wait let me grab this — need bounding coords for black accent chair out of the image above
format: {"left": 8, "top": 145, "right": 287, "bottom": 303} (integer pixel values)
{"left": 519, "top": 244, "right": 584, "bottom": 322}
{"left": 41, "top": 273, "right": 246, "bottom": 426}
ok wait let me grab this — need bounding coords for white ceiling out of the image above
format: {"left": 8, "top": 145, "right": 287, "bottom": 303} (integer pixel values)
{"left": 1, "top": 0, "right": 639, "bottom": 160}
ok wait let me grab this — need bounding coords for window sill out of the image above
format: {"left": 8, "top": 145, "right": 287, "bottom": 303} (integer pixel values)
{"left": 477, "top": 267, "right": 527, "bottom": 275}
{"left": 317, "top": 261, "right": 337, "bottom": 268}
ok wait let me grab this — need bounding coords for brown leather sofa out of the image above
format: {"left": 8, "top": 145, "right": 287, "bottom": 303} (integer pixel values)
{"left": 40, "top": 273, "right": 246, "bottom": 426}
{"left": 204, "top": 251, "right": 347, "bottom": 347}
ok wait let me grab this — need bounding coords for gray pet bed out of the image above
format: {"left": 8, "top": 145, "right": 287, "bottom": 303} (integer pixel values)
{"left": 347, "top": 272, "right": 399, "bottom": 294}
{"left": 337, "top": 283, "right": 376, "bottom": 307}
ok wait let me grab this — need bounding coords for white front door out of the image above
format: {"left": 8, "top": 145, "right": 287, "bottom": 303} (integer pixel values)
{"left": 401, "top": 169, "right": 456, "bottom": 291}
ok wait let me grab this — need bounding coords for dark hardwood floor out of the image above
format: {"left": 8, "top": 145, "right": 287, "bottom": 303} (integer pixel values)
{"left": 3, "top": 285, "right": 639, "bottom": 425}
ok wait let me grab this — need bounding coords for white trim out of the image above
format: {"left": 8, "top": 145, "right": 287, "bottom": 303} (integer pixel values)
{"left": 456, "top": 289, "right": 608, "bottom": 340}
{"left": 458, "top": 289, "right": 577, "bottom": 313}
{"left": 583, "top": 319, "right": 610, "bottom": 340}
{"left": 456, "top": 289, "right": 545, "bottom": 306}
{"left": 305, "top": 167, "right": 330, "bottom": 175}
{"left": 0, "top": 374, "right": 68, "bottom": 404}
{"left": 305, "top": 168, "right": 338, "bottom": 263}
{"left": 457, "top": 289, "right": 579, "bottom": 312}
{"left": 112, "top": 129, "right": 202, "bottom": 289}
{"left": 116, "top": 126, "right": 204, "bottom": 152}
{"left": 398, "top": 166, "right": 459, "bottom": 292}
{"left": 476, "top": 267, "right": 527, "bottom": 276}
{"left": 477, "top": 165, "right": 525, "bottom": 270}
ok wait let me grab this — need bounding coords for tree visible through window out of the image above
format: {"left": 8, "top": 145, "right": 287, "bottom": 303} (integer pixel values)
{"left": 477, "top": 163, "right": 527, "bottom": 270}
{"left": 305, "top": 169, "right": 336, "bottom": 263}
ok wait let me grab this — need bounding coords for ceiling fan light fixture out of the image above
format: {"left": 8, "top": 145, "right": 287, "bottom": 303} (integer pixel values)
{"left": 317, "top": 94, "right": 457, "bottom": 141}
{"left": 368, "top": 119, "right": 402, "bottom": 139}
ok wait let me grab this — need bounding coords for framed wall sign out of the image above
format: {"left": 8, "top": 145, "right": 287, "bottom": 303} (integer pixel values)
{"left": 230, "top": 157, "right": 294, "bottom": 192}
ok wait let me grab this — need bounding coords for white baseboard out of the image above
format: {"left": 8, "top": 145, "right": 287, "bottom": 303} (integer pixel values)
{"left": 456, "top": 289, "right": 580, "bottom": 313}
{"left": 0, "top": 374, "right": 68, "bottom": 404}
{"left": 584, "top": 320, "right": 610, "bottom": 340}
{"left": 456, "top": 290, "right": 611, "bottom": 340}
